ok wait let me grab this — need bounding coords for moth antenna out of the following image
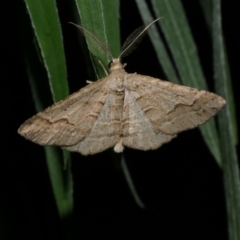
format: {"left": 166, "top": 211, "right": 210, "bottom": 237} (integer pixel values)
{"left": 69, "top": 22, "right": 113, "bottom": 60}
{"left": 118, "top": 18, "right": 161, "bottom": 60}
{"left": 120, "top": 25, "right": 146, "bottom": 58}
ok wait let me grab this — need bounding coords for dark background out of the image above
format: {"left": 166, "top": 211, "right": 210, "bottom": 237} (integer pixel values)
{"left": 2, "top": 0, "right": 239, "bottom": 239}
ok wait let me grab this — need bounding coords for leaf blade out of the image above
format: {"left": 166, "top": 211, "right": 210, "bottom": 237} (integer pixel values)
{"left": 148, "top": 0, "right": 222, "bottom": 165}
{"left": 75, "top": 0, "right": 120, "bottom": 78}
{"left": 135, "top": 0, "right": 180, "bottom": 84}
{"left": 24, "top": 0, "right": 69, "bottom": 102}
{"left": 24, "top": 0, "right": 73, "bottom": 230}
{"left": 213, "top": 1, "right": 240, "bottom": 239}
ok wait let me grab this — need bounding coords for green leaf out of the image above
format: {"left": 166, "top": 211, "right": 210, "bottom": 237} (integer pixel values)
{"left": 200, "top": 0, "right": 238, "bottom": 145}
{"left": 213, "top": 1, "right": 240, "bottom": 239}
{"left": 74, "top": 0, "right": 120, "bottom": 78}
{"left": 24, "top": 0, "right": 69, "bottom": 102}
{"left": 136, "top": 0, "right": 222, "bottom": 165}
{"left": 152, "top": 0, "right": 206, "bottom": 88}
{"left": 199, "top": 0, "right": 213, "bottom": 30}
{"left": 23, "top": 0, "right": 73, "bottom": 237}
{"left": 121, "top": 155, "right": 145, "bottom": 208}
{"left": 135, "top": 0, "right": 180, "bottom": 84}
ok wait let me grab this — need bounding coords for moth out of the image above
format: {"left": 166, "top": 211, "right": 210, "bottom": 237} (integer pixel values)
{"left": 18, "top": 19, "right": 226, "bottom": 155}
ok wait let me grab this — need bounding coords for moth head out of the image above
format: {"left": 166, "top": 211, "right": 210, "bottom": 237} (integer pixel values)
{"left": 108, "top": 58, "right": 127, "bottom": 72}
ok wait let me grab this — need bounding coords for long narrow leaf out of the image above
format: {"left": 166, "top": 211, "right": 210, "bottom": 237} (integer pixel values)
{"left": 75, "top": 0, "right": 120, "bottom": 78}
{"left": 213, "top": 1, "right": 240, "bottom": 239}
{"left": 121, "top": 155, "right": 145, "bottom": 208}
{"left": 199, "top": 1, "right": 238, "bottom": 146}
{"left": 24, "top": 0, "right": 73, "bottom": 231}
{"left": 135, "top": 0, "right": 180, "bottom": 84}
{"left": 24, "top": 0, "right": 69, "bottom": 102}
{"left": 148, "top": 0, "right": 222, "bottom": 165}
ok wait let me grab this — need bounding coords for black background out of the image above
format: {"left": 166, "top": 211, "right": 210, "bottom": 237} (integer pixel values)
{"left": 2, "top": 0, "right": 239, "bottom": 239}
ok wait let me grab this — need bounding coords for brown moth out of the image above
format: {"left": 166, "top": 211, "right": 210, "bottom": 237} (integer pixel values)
{"left": 18, "top": 19, "right": 226, "bottom": 155}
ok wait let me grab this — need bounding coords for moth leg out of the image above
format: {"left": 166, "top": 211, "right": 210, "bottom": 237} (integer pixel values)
{"left": 86, "top": 80, "right": 93, "bottom": 84}
{"left": 89, "top": 50, "right": 109, "bottom": 76}
{"left": 97, "top": 59, "right": 108, "bottom": 76}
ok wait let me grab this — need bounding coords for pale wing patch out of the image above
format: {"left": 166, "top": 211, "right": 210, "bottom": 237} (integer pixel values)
{"left": 65, "top": 89, "right": 124, "bottom": 155}
{"left": 122, "top": 88, "right": 176, "bottom": 150}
